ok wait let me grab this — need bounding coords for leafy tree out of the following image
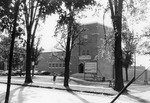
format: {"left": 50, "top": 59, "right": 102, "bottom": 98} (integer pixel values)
{"left": 0, "top": 0, "right": 24, "bottom": 102}
{"left": 31, "top": 36, "right": 44, "bottom": 76}
{"left": 139, "top": 26, "right": 150, "bottom": 55}
{"left": 120, "top": 0, "right": 148, "bottom": 82}
{"left": 125, "top": 0, "right": 149, "bottom": 25}
{"left": 22, "top": 0, "right": 41, "bottom": 83}
{"left": 107, "top": 0, "right": 148, "bottom": 91}
{"left": 0, "top": 35, "right": 25, "bottom": 70}
{"left": 0, "top": 35, "right": 11, "bottom": 64}
{"left": 54, "top": 0, "right": 95, "bottom": 87}
{"left": 122, "top": 18, "right": 138, "bottom": 81}
{"left": 0, "top": 0, "right": 25, "bottom": 70}
{"left": 108, "top": 0, "right": 124, "bottom": 91}
{"left": 0, "top": 0, "right": 20, "bottom": 102}
{"left": 54, "top": 23, "right": 85, "bottom": 53}
{"left": 21, "top": 0, "right": 62, "bottom": 83}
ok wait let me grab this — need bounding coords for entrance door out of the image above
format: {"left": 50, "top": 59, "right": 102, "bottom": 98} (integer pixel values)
{"left": 79, "top": 63, "right": 84, "bottom": 73}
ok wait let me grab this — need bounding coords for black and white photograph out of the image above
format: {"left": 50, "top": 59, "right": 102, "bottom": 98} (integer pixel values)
{"left": 0, "top": 0, "right": 150, "bottom": 103}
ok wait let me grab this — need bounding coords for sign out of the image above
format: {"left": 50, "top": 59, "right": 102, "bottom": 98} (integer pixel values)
{"left": 84, "top": 62, "right": 97, "bottom": 73}
{"left": 79, "top": 55, "right": 91, "bottom": 60}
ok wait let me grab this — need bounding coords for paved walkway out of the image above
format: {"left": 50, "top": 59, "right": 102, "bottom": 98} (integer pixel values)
{"left": 0, "top": 75, "right": 148, "bottom": 96}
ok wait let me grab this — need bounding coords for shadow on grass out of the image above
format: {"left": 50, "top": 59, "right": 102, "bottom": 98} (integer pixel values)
{"left": 123, "top": 91, "right": 150, "bottom": 103}
{"left": 65, "top": 86, "right": 91, "bottom": 103}
{"left": 0, "top": 83, "right": 29, "bottom": 103}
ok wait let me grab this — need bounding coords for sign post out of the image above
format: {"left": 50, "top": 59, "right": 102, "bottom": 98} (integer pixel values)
{"left": 32, "top": 61, "right": 35, "bottom": 77}
{"left": 84, "top": 62, "right": 97, "bottom": 80}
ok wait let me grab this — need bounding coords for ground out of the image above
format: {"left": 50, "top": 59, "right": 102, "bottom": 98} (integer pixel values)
{"left": 0, "top": 83, "right": 150, "bottom": 103}
{"left": 0, "top": 83, "right": 111, "bottom": 103}
{"left": 0, "top": 75, "right": 150, "bottom": 103}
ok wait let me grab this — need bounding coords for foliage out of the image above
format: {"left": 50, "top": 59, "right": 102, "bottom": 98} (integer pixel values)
{"left": 54, "top": 0, "right": 95, "bottom": 87}
{"left": 0, "top": 0, "right": 24, "bottom": 36}
{"left": 122, "top": 17, "right": 138, "bottom": 68}
{"left": 55, "top": 22, "right": 85, "bottom": 51}
{"left": 32, "top": 37, "right": 44, "bottom": 65}
{"left": 124, "top": 0, "right": 149, "bottom": 23}
{"left": 139, "top": 26, "right": 150, "bottom": 55}
{"left": 3, "top": 0, "right": 20, "bottom": 102}
{"left": 20, "top": 0, "right": 66, "bottom": 83}
{"left": 54, "top": 0, "right": 96, "bottom": 53}
{"left": 122, "top": 33, "right": 135, "bottom": 68}
{"left": 107, "top": 0, "right": 148, "bottom": 91}
{"left": 0, "top": 35, "right": 26, "bottom": 70}
{"left": 0, "top": 0, "right": 25, "bottom": 70}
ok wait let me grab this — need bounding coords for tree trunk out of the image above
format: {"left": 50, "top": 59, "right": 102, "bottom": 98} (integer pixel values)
{"left": 125, "top": 67, "right": 129, "bottom": 81}
{"left": 25, "top": 28, "right": 32, "bottom": 83}
{"left": 114, "top": 14, "right": 124, "bottom": 91}
{"left": 64, "top": 9, "right": 73, "bottom": 87}
{"left": 4, "top": 0, "right": 20, "bottom": 103}
{"left": 64, "top": 35, "right": 71, "bottom": 87}
{"left": 108, "top": 0, "right": 124, "bottom": 91}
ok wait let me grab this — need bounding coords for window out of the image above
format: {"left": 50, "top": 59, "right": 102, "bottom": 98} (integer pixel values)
{"left": 87, "top": 50, "right": 90, "bottom": 55}
{"left": 52, "top": 64, "right": 55, "bottom": 67}
{"left": 63, "top": 63, "right": 65, "bottom": 67}
{"left": 49, "top": 64, "right": 51, "bottom": 67}
{"left": 56, "top": 64, "right": 58, "bottom": 67}
{"left": 82, "top": 50, "right": 85, "bottom": 55}
{"left": 59, "top": 64, "right": 62, "bottom": 67}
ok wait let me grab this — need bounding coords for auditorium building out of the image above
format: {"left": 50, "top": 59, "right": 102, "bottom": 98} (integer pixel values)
{"left": 37, "top": 22, "right": 113, "bottom": 80}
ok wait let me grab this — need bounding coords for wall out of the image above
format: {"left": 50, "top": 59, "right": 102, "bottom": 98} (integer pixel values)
{"left": 37, "top": 22, "right": 113, "bottom": 78}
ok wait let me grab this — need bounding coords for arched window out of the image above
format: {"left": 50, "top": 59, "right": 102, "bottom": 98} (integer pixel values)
{"left": 78, "top": 63, "right": 84, "bottom": 73}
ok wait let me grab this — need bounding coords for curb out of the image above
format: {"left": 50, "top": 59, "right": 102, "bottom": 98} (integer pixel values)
{"left": 0, "top": 81, "right": 116, "bottom": 96}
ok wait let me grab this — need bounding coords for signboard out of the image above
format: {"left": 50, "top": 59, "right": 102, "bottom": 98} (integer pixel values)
{"left": 79, "top": 55, "right": 91, "bottom": 60}
{"left": 84, "top": 62, "right": 97, "bottom": 73}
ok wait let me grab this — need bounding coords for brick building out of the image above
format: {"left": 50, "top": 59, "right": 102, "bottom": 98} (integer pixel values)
{"left": 37, "top": 22, "right": 113, "bottom": 79}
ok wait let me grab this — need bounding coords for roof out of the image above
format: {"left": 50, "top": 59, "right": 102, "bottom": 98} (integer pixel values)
{"left": 39, "top": 51, "right": 65, "bottom": 63}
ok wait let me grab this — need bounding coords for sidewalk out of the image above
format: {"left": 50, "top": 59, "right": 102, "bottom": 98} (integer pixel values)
{"left": 0, "top": 75, "right": 118, "bottom": 95}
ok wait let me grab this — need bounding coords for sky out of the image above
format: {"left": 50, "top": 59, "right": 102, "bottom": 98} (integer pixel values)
{"left": 37, "top": 14, "right": 59, "bottom": 52}
{"left": 37, "top": 1, "right": 150, "bottom": 67}
{"left": 38, "top": 2, "right": 111, "bottom": 52}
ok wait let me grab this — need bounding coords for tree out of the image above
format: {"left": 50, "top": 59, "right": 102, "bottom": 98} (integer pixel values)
{"left": 22, "top": 0, "right": 41, "bottom": 83}
{"left": 0, "top": 0, "right": 24, "bottom": 102}
{"left": 55, "top": 0, "right": 95, "bottom": 87}
{"left": 138, "top": 26, "right": 150, "bottom": 55}
{"left": 3, "top": 0, "right": 20, "bottom": 102}
{"left": 31, "top": 36, "right": 44, "bottom": 77}
{"left": 0, "top": 35, "right": 25, "bottom": 70}
{"left": 22, "top": 0, "right": 62, "bottom": 83}
{"left": 122, "top": 17, "right": 138, "bottom": 81}
{"left": 0, "top": 35, "right": 11, "bottom": 65}
{"left": 107, "top": 0, "right": 148, "bottom": 91}
{"left": 108, "top": 0, "right": 124, "bottom": 91}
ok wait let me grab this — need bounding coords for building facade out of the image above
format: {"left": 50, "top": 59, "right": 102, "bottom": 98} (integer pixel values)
{"left": 37, "top": 22, "right": 113, "bottom": 79}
